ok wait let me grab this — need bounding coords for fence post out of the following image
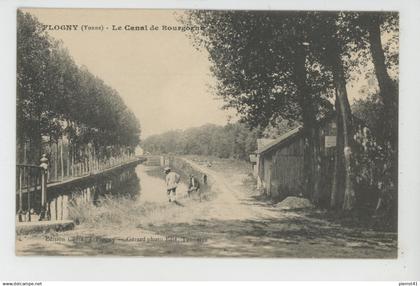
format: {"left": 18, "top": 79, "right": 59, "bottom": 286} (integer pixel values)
{"left": 39, "top": 154, "right": 49, "bottom": 221}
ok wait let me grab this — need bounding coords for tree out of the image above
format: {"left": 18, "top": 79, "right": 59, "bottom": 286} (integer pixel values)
{"left": 17, "top": 10, "right": 52, "bottom": 162}
{"left": 357, "top": 13, "right": 398, "bottom": 214}
{"left": 359, "top": 13, "right": 398, "bottom": 148}
{"left": 17, "top": 10, "right": 141, "bottom": 166}
{"left": 307, "top": 12, "right": 375, "bottom": 210}
{"left": 319, "top": 12, "right": 399, "bottom": 211}
{"left": 141, "top": 123, "right": 259, "bottom": 160}
{"left": 185, "top": 11, "right": 391, "bottom": 210}
{"left": 184, "top": 11, "right": 337, "bottom": 202}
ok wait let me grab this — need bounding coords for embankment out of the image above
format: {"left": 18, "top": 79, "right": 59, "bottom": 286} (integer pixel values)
{"left": 168, "top": 157, "right": 214, "bottom": 192}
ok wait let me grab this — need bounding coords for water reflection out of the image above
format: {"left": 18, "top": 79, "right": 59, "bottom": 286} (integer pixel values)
{"left": 135, "top": 164, "right": 188, "bottom": 204}
{"left": 94, "top": 164, "right": 189, "bottom": 204}
{"left": 93, "top": 167, "right": 140, "bottom": 204}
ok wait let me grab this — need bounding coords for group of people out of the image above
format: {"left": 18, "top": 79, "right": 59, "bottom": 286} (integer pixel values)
{"left": 164, "top": 167, "right": 206, "bottom": 203}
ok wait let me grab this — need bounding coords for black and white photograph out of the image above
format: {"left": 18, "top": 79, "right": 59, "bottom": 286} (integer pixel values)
{"left": 13, "top": 8, "right": 401, "bottom": 258}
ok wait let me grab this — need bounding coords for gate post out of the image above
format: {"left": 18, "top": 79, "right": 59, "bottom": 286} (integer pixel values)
{"left": 39, "top": 154, "right": 49, "bottom": 221}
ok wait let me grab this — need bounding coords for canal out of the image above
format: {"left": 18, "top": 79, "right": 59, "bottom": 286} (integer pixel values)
{"left": 133, "top": 164, "right": 189, "bottom": 204}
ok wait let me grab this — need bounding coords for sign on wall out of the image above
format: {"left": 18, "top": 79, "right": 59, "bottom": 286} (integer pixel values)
{"left": 325, "top": 136, "right": 337, "bottom": 148}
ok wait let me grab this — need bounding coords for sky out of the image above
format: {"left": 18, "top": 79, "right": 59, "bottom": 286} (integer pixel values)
{"left": 25, "top": 9, "right": 234, "bottom": 138}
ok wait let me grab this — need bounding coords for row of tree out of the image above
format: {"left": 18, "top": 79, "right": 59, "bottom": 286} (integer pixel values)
{"left": 142, "top": 123, "right": 260, "bottom": 160}
{"left": 17, "top": 10, "right": 141, "bottom": 165}
{"left": 184, "top": 11, "right": 398, "bottom": 213}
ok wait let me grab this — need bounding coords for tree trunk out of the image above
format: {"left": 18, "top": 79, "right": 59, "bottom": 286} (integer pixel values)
{"left": 331, "top": 101, "right": 345, "bottom": 208}
{"left": 365, "top": 15, "right": 398, "bottom": 149}
{"left": 65, "top": 120, "right": 70, "bottom": 178}
{"left": 29, "top": 113, "right": 43, "bottom": 165}
{"left": 327, "top": 42, "right": 356, "bottom": 211}
{"left": 311, "top": 123, "right": 322, "bottom": 204}
{"left": 294, "top": 47, "right": 321, "bottom": 202}
{"left": 364, "top": 14, "right": 398, "bottom": 217}
{"left": 71, "top": 145, "right": 74, "bottom": 177}
{"left": 60, "top": 138, "right": 64, "bottom": 180}
{"left": 23, "top": 140, "right": 27, "bottom": 164}
{"left": 55, "top": 142, "right": 59, "bottom": 181}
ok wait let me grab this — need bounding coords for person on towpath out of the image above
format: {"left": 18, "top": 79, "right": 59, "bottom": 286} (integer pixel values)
{"left": 188, "top": 174, "right": 200, "bottom": 197}
{"left": 164, "top": 167, "right": 180, "bottom": 203}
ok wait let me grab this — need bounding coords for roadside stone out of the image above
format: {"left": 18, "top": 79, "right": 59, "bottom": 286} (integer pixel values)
{"left": 275, "top": 196, "right": 314, "bottom": 210}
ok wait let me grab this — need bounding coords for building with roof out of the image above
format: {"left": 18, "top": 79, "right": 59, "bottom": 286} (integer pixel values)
{"left": 255, "top": 117, "right": 338, "bottom": 203}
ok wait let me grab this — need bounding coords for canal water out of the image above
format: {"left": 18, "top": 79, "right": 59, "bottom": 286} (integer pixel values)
{"left": 134, "top": 164, "right": 189, "bottom": 204}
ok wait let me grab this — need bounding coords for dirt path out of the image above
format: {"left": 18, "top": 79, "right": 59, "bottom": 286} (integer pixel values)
{"left": 16, "top": 159, "right": 398, "bottom": 258}
{"left": 182, "top": 158, "right": 279, "bottom": 220}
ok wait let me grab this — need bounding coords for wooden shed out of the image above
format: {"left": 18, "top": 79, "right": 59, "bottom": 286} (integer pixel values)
{"left": 255, "top": 117, "right": 338, "bottom": 201}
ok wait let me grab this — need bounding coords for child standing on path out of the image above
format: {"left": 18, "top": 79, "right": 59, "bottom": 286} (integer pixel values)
{"left": 164, "top": 167, "right": 180, "bottom": 202}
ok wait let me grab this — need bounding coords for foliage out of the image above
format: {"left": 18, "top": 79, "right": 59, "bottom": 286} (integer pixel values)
{"left": 352, "top": 93, "right": 385, "bottom": 142}
{"left": 17, "top": 10, "right": 141, "bottom": 163}
{"left": 183, "top": 11, "right": 337, "bottom": 129}
{"left": 184, "top": 10, "right": 398, "bottom": 213}
{"left": 142, "top": 123, "right": 260, "bottom": 160}
{"left": 352, "top": 94, "right": 397, "bottom": 217}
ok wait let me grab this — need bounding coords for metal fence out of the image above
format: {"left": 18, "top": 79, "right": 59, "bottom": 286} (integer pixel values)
{"left": 16, "top": 164, "right": 46, "bottom": 222}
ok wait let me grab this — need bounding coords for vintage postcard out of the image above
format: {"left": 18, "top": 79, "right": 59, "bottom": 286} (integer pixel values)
{"left": 16, "top": 8, "right": 398, "bottom": 257}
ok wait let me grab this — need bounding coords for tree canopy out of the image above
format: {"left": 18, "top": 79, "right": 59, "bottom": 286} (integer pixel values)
{"left": 183, "top": 10, "right": 399, "bottom": 212}
{"left": 142, "top": 123, "right": 260, "bottom": 160}
{"left": 17, "top": 10, "right": 141, "bottom": 163}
